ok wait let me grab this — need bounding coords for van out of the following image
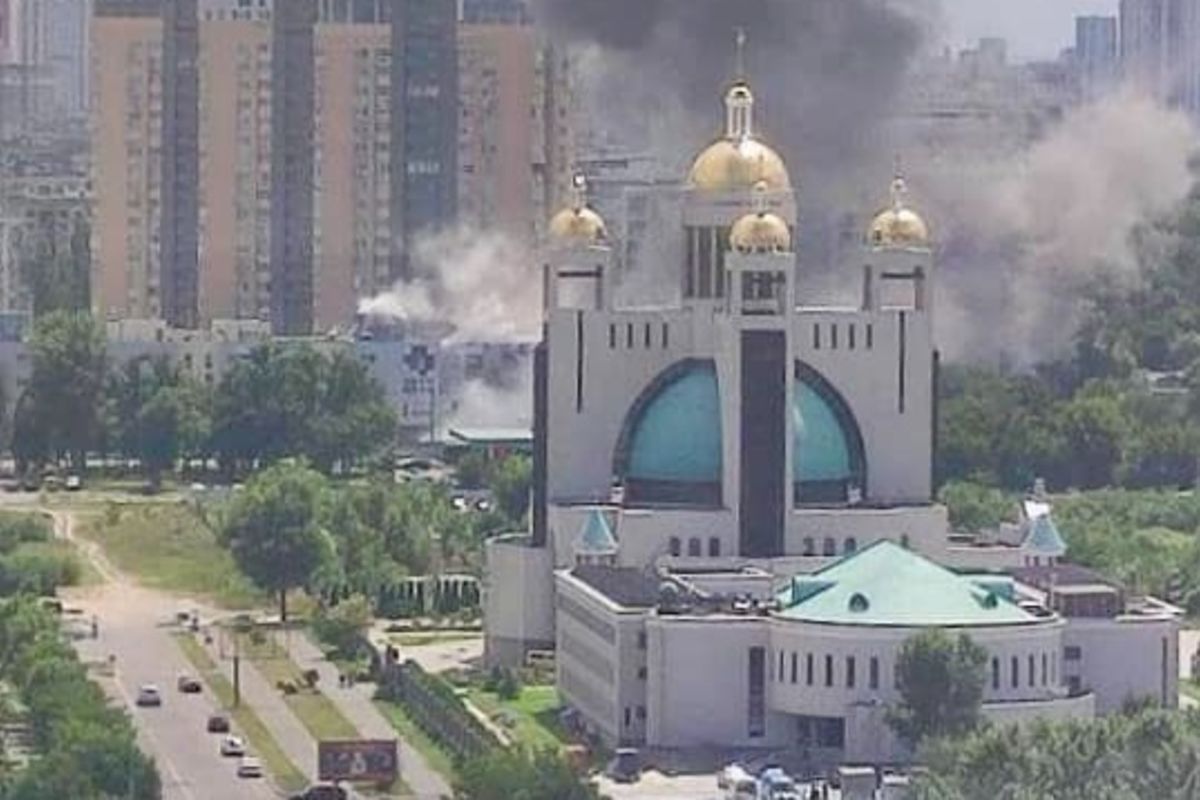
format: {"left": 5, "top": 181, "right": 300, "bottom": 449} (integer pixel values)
{"left": 718, "top": 764, "right": 758, "bottom": 800}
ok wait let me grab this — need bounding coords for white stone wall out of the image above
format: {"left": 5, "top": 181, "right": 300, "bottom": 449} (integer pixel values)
{"left": 483, "top": 535, "right": 554, "bottom": 666}
{"left": 785, "top": 505, "right": 950, "bottom": 562}
{"left": 1063, "top": 615, "right": 1180, "bottom": 713}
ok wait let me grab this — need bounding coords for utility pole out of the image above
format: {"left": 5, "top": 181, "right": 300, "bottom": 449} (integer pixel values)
{"left": 233, "top": 630, "right": 241, "bottom": 708}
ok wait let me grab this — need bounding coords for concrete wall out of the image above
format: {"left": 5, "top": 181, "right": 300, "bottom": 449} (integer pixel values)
{"left": 483, "top": 535, "right": 554, "bottom": 667}
{"left": 982, "top": 691, "right": 1095, "bottom": 729}
{"left": 786, "top": 504, "right": 949, "bottom": 562}
{"left": 1064, "top": 614, "right": 1179, "bottom": 713}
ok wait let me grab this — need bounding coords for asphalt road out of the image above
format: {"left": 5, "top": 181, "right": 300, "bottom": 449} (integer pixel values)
{"left": 72, "top": 582, "right": 278, "bottom": 800}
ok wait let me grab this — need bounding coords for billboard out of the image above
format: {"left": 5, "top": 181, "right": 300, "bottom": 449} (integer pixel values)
{"left": 317, "top": 740, "right": 399, "bottom": 784}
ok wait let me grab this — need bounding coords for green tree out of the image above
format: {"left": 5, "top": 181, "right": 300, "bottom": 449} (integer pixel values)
{"left": 220, "top": 461, "right": 335, "bottom": 621}
{"left": 24, "top": 311, "right": 106, "bottom": 470}
{"left": 489, "top": 455, "right": 532, "bottom": 524}
{"left": 312, "top": 594, "right": 372, "bottom": 658}
{"left": 888, "top": 629, "right": 988, "bottom": 748}
{"left": 938, "top": 481, "right": 1015, "bottom": 533}
{"left": 455, "top": 748, "right": 603, "bottom": 800}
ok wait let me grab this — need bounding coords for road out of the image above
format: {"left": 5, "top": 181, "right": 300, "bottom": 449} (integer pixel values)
{"left": 53, "top": 510, "right": 278, "bottom": 800}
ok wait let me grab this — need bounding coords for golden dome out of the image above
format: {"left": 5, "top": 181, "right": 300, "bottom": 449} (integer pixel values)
{"left": 548, "top": 206, "right": 607, "bottom": 245}
{"left": 868, "top": 177, "right": 930, "bottom": 249}
{"left": 689, "top": 138, "right": 791, "bottom": 193}
{"left": 730, "top": 211, "right": 792, "bottom": 253}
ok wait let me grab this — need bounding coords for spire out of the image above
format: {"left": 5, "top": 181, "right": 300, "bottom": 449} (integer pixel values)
{"left": 752, "top": 179, "right": 769, "bottom": 216}
{"left": 570, "top": 172, "right": 588, "bottom": 212}
{"left": 890, "top": 155, "right": 908, "bottom": 212}
{"left": 725, "top": 29, "right": 754, "bottom": 140}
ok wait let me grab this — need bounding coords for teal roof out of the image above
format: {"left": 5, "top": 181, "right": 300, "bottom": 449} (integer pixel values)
{"left": 793, "top": 381, "right": 854, "bottom": 482}
{"left": 628, "top": 364, "right": 722, "bottom": 482}
{"left": 1025, "top": 515, "right": 1067, "bottom": 556}
{"left": 776, "top": 541, "right": 1037, "bottom": 627}
{"left": 577, "top": 510, "right": 617, "bottom": 554}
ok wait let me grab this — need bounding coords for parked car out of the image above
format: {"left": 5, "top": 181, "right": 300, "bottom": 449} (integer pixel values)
{"left": 177, "top": 674, "right": 202, "bottom": 693}
{"left": 135, "top": 685, "right": 162, "bottom": 707}
{"left": 220, "top": 736, "right": 246, "bottom": 757}
{"left": 607, "top": 748, "right": 641, "bottom": 784}
{"left": 65, "top": 474, "right": 82, "bottom": 491}
{"left": 289, "top": 785, "right": 348, "bottom": 800}
{"left": 237, "top": 757, "right": 263, "bottom": 778}
{"left": 206, "top": 714, "right": 230, "bottom": 733}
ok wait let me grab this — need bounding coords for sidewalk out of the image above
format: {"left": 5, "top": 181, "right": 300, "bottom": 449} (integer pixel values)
{"left": 203, "top": 632, "right": 319, "bottom": 784}
{"left": 289, "top": 633, "right": 452, "bottom": 800}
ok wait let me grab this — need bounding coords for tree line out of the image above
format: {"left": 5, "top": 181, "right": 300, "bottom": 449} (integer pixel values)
{"left": 11, "top": 311, "right": 397, "bottom": 484}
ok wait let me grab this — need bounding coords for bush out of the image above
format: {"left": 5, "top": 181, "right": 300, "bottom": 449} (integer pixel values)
{"left": 312, "top": 594, "right": 372, "bottom": 658}
{"left": 484, "top": 666, "right": 521, "bottom": 700}
{"left": 0, "top": 514, "right": 50, "bottom": 553}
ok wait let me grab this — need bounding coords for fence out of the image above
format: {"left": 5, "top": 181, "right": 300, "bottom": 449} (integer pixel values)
{"left": 377, "top": 657, "right": 498, "bottom": 761}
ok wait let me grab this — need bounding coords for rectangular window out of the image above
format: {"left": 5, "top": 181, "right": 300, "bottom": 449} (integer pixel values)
{"left": 848, "top": 324, "right": 856, "bottom": 350}
{"left": 637, "top": 666, "right": 647, "bottom": 680}
{"left": 1011, "top": 656, "right": 1019, "bottom": 688}
{"left": 662, "top": 322, "right": 669, "bottom": 348}
{"left": 806, "top": 653, "right": 814, "bottom": 686}
{"left": 825, "top": 654, "right": 834, "bottom": 687}
{"left": 1041, "top": 653, "right": 1048, "bottom": 686}
{"left": 608, "top": 324, "right": 616, "bottom": 349}
{"left": 624, "top": 707, "right": 631, "bottom": 727}
{"left": 779, "top": 650, "right": 786, "bottom": 682}
{"left": 1028, "top": 655, "right": 1035, "bottom": 687}
{"left": 791, "top": 652, "right": 798, "bottom": 684}
{"left": 812, "top": 324, "right": 821, "bottom": 349}
{"left": 748, "top": 647, "right": 766, "bottom": 738}
{"left": 992, "top": 657, "right": 1000, "bottom": 690}
{"left": 846, "top": 656, "right": 856, "bottom": 689}
{"left": 637, "top": 632, "right": 646, "bottom": 650}
{"left": 626, "top": 323, "right": 633, "bottom": 348}
{"left": 831, "top": 324, "right": 839, "bottom": 350}
{"left": 1064, "top": 646, "right": 1082, "bottom": 662}
{"left": 866, "top": 323, "right": 874, "bottom": 349}
{"left": 869, "top": 657, "right": 879, "bottom": 690}
{"left": 644, "top": 323, "right": 652, "bottom": 348}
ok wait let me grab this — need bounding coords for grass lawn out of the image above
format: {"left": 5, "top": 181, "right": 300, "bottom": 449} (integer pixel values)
{"left": 374, "top": 699, "right": 458, "bottom": 784}
{"left": 175, "top": 634, "right": 308, "bottom": 794}
{"left": 1183, "top": 679, "right": 1200, "bottom": 704}
{"left": 464, "top": 684, "right": 564, "bottom": 750}
{"left": 19, "top": 539, "right": 104, "bottom": 587}
{"left": 389, "top": 631, "right": 482, "bottom": 648}
{"left": 244, "top": 641, "right": 358, "bottom": 741}
{"left": 74, "top": 503, "right": 262, "bottom": 608}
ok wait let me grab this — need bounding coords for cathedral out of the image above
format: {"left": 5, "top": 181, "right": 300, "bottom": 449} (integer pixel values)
{"left": 483, "top": 48, "right": 1180, "bottom": 765}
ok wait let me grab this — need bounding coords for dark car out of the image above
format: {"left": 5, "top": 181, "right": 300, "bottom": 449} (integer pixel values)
{"left": 177, "top": 674, "right": 203, "bottom": 694}
{"left": 607, "top": 748, "right": 641, "bottom": 784}
{"left": 206, "top": 714, "right": 230, "bottom": 733}
{"left": 289, "top": 785, "right": 348, "bottom": 800}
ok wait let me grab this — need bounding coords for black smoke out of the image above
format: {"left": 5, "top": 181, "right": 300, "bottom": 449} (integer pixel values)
{"left": 533, "top": 0, "right": 927, "bottom": 226}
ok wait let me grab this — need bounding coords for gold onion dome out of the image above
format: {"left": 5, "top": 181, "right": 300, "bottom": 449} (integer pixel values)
{"left": 868, "top": 176, "right": 930, "bottom": 249}
{"left": 688, "top": 79, "right": 791, "bottom": 192}
{"left": 549, "top": 174, "right": 606, "bottom": 245}
{"left": 731, "top": 207, "right": 791, "bottom": 254}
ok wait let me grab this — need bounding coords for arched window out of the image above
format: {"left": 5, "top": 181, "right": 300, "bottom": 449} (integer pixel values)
{"left": 844, "top": 537, "right": 858, "bottom": 554}
{"left": 803, "top": 537, "right": 816, "bottom": 556}
{"left": 687, "top": 538, "right": 701, "bottom": 557}
{"left": 901, "top": 534, "right": 911, "bottom": 550}
{"left": 822, "top": 537, "right": 836, "bottom": 557}
{"left": 668, "top": 537, "right": 681, "bottom": 557}
{"left": 708, "top": 537, "right": 721, "bottom": 557}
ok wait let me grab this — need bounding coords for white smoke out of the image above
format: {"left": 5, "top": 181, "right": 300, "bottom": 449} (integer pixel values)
{"left": 442, "top": 358, "right": 535, "bottom": 433}
{"left": 358, "top": 226, "right": 541, "bottom": 344}
{"left": 929, "top": 89, "right": 1197, "bottom": 363}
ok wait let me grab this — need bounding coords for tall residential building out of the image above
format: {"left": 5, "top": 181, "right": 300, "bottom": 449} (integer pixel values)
{"left": 1075, "top": 15, "right": 1118, "bottom": 99}
{"left": 1120, "top": 0, "right": 1200, "bottom": 115}
{"left": 460, "top": 0, "right": 527, "bottom": 24}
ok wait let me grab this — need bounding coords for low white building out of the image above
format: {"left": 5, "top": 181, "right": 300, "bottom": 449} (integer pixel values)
{"left": 483, "top": 47, "right": 1180, "bottom": 766}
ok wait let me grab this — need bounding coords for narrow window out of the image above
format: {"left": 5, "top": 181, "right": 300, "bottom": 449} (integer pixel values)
{"left": 991, "top": 657, "right": 1000, "bottom": 690}
{"left": 869, "top": 657, "right": 879, "bottom": 690}
{"left": 779, "top": 650, "right": 785, "bottom": 681}
{"left": 637, "top": 666, "right": 647, "bottom": 680}
{"left": 831, "top": 324, "right": 839, "bottom": 350}
{"left": 813, "top": 324, "right": 821, "bottom": 350}
{"left": 687, "top": 538, "right": 701, "bottom": 557}
{"left": 844, "top": 537, "right": 858, "bottom": 554}
{"left": 901, "top": 534, "right": 911, "bottom": 550}
{"left": 848, "top": 324, "right": 856, "bottom": 350}
{"left": 803, "top": 537, "right": 815, "bottom": 556}
{"left": 846, "top": 656, "right": 856, "bottom": 689}
{"left": 825, "top": 654, "right": 834, "bottom": 687}
{"left": 823, "top": 537, "right": 836, "bottom": 556}
{"left": 748, "top": 647, "right": 766, "bottom": 737}
{"left": 791, "top": 652, "right": 798, "bottom": 684}
{"left": 1041, "top": 653, "right": 1048, "bottom": 686}
{"left": 1028, "top": 655, "right": 1036, "bottom": 687}
{"left": 866, "top": 322, "right": 874, "bottom": 349}
{"left": 644, "top": 323, "right": 651, "bottom": 348}
{"left": 637, "top": 632, "right": 647, "bottom": 650}
{"left": 1011, "top": 656, "right": 1019, "bottom": 689}
{"left": 662, "top": 322, "right": 669, "bottom": 348}
{"left": 708, "top": 537, "right": 721, "bottom": 557}
{"left": 624, "top": 707, "right": 631, "bottom": 727}
{"left": 668, "top": 537, "right": 681, "bottom": 557}
{"left": 626, "top": 323, "right": 633, "bottom": 348}
{"left": 806, "top": 653, "right": 814, "bottom": 685}
{"left": 608, "top": 324, "right": 616, "bottom": 349}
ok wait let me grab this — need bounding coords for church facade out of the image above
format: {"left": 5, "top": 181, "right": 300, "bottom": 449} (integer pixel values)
{"left": 483, "top": 58, "right": 1180, "bottom": 765}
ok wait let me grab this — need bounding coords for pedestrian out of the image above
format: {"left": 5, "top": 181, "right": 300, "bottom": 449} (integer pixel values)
{"left": 338, "top": 672, "right": 345, "bottom": 689}
{"left": 90, "top": 615, "right": 98, "bottom": 639}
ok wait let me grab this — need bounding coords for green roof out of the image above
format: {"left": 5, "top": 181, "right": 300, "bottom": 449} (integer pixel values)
{"left": 775, "top": 541, "right": 1037, "bottom": 627}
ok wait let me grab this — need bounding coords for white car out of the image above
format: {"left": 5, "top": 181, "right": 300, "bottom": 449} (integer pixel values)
{"left": 237, "top": 756, "right": 263, "bottom": 778}
{"left": 220, "top": 736, "right": 246, "bottom": 757}
{"left": 135, "top": 684, "right": 162, "bottom": 707}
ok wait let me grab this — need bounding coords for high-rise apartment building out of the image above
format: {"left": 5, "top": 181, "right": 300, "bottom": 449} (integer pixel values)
{"left": 1120, "top": 0, "right": 1200, "bottom": 115}
{"left": 460, "top": 0, "right": 527, "bottom": 25}
{"left": 1075, "top": 15, "right": 1118, "bottom": 99}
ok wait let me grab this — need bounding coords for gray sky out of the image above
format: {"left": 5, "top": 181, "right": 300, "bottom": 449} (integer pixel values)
{"left": 943, "top": 0, "right": 1119, "bottom": 61}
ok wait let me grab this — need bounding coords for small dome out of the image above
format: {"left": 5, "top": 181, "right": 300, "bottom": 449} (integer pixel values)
{"left": 731, "top": 211, "right": 791, "bottom": 253}
{"left": 549, "top": 206, "right": 607, "bottom": 245}
{"left": 689, "top": 138, "right": 790, "bottom": 193}
{"left": 867, "top": 176, "right": 930, "bottom": 249}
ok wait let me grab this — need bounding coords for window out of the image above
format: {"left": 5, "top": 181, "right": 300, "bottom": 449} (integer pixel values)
{"left": 637, "top": 632, "right": 646, "bottom": 650}
{"left": 791, "top": 652, "right": 798, "bottom": 684}
{"left": 637, "top": 666, "right": 647, "bottom": 680}
{"left": 869, "top": 657, "right": 879, "bottom": 690}
{"left": 806, "top": 653, "right": 814, "bottom": 686}
{"left": 778, "top": 650, "right": 786, "bottom": 681}
{"left": 668, "top": 537, "right": 681, "bottom": 557}
{"left": 1028, "top": 655, "right": 1035, "bottom": 687}
{"left": 822, "top": 537, "right": 836, "bottom": 557}
{"left": 846, "top": 656, "right": 856, "bottom": 689}
{"left": 900, "top": 534, "right": 911, "bottom": 550}
{"left": 636, "top": 706, "right": 646, "bottom": 720}
{"left": 624, "top": 707, "right": 631, "bottom": 727}
{"left": 1011, "top": 656, "right": 1019, "bottom": 688}
{"left": 644, "top": 323, "right": 652, "bottom": 348}
{"left": 687, "top": 538, "right": 701, "bottom": 557}
{"left": 831, "top": 324, "right": 839, "bottom": 349}
{"left": 748, "top": 647, "right": 766, "bottom": 738}
{"left": 825, "top": 654, "right": 834, "bottom": 687}
{"left": 844, "top": 537, "right": 858, "bottom": 554}
{"left": 803, "top": 537, "right": 816, "bottom": 556}
{"left": 608, "top": 324, "right": 616, "bottom": 348}
{"left": 813, "top": 324, "right": 821, "bottom": 349}
{"left": 1041, "top": 653, "right": 1048, "bottom": 686}
{"left": 992, "top": 657, "right": 1000, "bottom": 690}
{"left": 708, "top": 537, "right": 721, "bottom": 557}
{"left": 866, "top": 323, "right": 874, "bottom": 349}
{"left": 848, "top": 324, "right": 856, "bottom": 350}
{"left": 1064, "top": 646, "right": 1082, "bottom": 662}
{"left": 662, "top": 323, "right": 669, "bottom": 348}
{"left": 626, "top": 323, "right": 633, "bottom": 348}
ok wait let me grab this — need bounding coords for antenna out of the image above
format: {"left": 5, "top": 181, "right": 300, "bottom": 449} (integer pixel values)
{"left": 735, "top": 28, "right": 748, "bottom": 82}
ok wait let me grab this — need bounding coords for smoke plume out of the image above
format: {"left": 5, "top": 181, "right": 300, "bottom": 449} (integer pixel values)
{"left": 927, "top": 90, "right": 1196, "bottom": 363}
{"left": 358, "top": 227, "right": 540, "bottom": 344}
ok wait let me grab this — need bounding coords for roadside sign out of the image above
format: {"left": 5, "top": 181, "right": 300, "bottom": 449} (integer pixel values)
{"left": 317, "top": 740, "right": 399, "bottom": 784}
